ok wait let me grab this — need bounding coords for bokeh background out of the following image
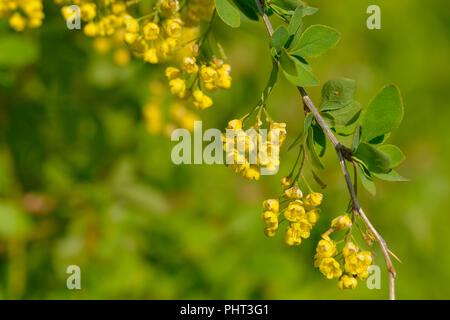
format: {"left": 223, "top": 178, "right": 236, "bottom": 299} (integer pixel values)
{"left": 0, "top": 0, "right": 449, "bottom": 299}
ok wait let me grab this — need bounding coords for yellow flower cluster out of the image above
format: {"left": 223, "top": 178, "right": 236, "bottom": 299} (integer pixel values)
{"left": 262, "top": 181, "right": 323, "bottom": 246}
{"left": 55, "top": 0, "right": 232, "bottom": 111}
{"left": 58, "top": 0, "right": 129, "bottom": 38}
{"left": 166, "top": 56, "right": 232, "bottom": 110}
{"left": 58, "top": 0, "right": 184, "bottom": 64}
{"left": 283, "top": 190, "right": 322, "bottom": 246}
{"left": 1, "top": 0, "right": 44, "bottom": 31}
{"left": 55, "top": 0, "right": 133, "bottom": 66}
{"left": 182, "top": 0, "right": 215, "bottom": 27}
{"left": 222, "top": 118, "right": 286, "bottom": 180}
{"left": 314, "top": 214, "right": 373, "bottom": 289}
{"left": 337, "top": 241, "right": 373, "bottom": 289}
{"left": 343, "top": 242, "right": 373, "bottom": 281}
{"left": 92, "top": 35, "right": 131, "bottom": 67}
{"left": 142, "top": 81, "right": 200, "bottom": 137}
{"left": 314, "top": 235, "right": 341, "bottom": 279}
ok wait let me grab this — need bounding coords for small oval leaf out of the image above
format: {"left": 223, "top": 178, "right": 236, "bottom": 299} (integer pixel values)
{"left": 215, "top": 0, "right": 240, "bottom": 28}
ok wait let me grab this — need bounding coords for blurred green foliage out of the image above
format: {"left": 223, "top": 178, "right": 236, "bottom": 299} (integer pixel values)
{"left": 0, "top": 0, "right": 449, "bottom": 299}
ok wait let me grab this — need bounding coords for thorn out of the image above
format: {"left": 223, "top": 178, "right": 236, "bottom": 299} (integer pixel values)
{"left": 387, "top": 248, "right": 402, "bottom": 264}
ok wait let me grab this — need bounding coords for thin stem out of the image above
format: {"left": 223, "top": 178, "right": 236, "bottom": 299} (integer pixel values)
{"left": 253, "top": 0, "right": 397, "bottom": 300}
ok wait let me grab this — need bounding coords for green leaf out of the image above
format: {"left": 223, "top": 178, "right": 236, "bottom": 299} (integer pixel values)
{"left": 290, "top": 25, "right": 340, "bottom": 58}
{"left": 288, "top": 6, "right": 303, "bottom": 35}
{"left": 333, "top": 111, "right": 361, "bottom": 136}
{"left": 283, "top": 57, "right": 319, "bottom": 87}
{"left": 270, "top": 0, "right": 303, "bottom": 11}
{"left": 0, "top": 202, "right": 32, "bottom": 237}
{"left": 312, "top": 122, "right": 326, "bottom": 157}
{"left": 351, "top": 125, "right": 361, "bottom": 152}
{"left": 279, "top": 48, "right": 297, "bottom": 76}
{"left": 373, "top": 169, "right": 410, "bottom": 182}
{"left": 361, "top": 84, "right": 404, "bottom": 142}
{"left": 354, "top": 142, "right": 391, "bottom": 173}
{"left": 270, "top": 26, "right": 289, "bottom": 52}
{"left": 307, "top": 127, "right": 324, "bottom": 169}
{"left": 319, "top": 78, "right": 356, "bottom": 111}
{"left": 377, "top": 144, "right": 405, "bottom": 167}
{"left": 261, "top": 60, "right": 279, "bottom": 102}
{"left": 303, "top": 7, "right": 318, "bottom": 15}
{"left": 286, "top": 6, "right": 303, "bottom": 50}
{"left": 0, "top": 35, "right": 39, "bottom": 68}
{"left": 288, "top": 112, "right": 313, "bottom": 151}
{"left": 231, "top": 0, "right": 259, "bottom": 21}
{"left": 356, "top": 162, "right": 376, "bottom": 195}
{"left": 206, "top": 33, "right": 226, "bottom": 61}
{"left": 324, "top": 101, "right": 361, "bottom": 127}
{"left": 215, "top": 0, "right": 241, "bottom": 28}
{"left": 368, "top": 133, "right": 390, "bottom": 145}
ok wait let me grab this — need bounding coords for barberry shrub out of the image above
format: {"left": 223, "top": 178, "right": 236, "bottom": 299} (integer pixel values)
{"left": 0, "top": 0, "right": 406, "bottom": 299}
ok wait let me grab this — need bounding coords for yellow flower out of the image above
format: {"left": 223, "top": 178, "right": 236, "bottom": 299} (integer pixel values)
{"left": 284, "top": 186, "right": 303, "bottom": 199}
{"left": 318, "top": 257, "right": 342, "bottom": 279}
{"left": 331, "top": 214, "right": 352, "bottom": 231}
{"left": 344, "top": 251, "right": 373, "bottom": 279}
{"left": 203, "top": 81, "right": 217, "bottom": 92}
{"left": 112, "top": 2, "right": 127, "bottom": 15}
{"left": 143, "top": 103, "right": 162, "bottom": 135}
{"left": 269, "top": 122, "right": 287, "bottom": 145}
{"left": 179, "top": 113, "right": 199, "bottom": 132}
{"left": 284, "top": 200, "right": 305, "bottom": 222}
{"left": 193, "top": 90, "right": 213, "bottom": 110}
{"left": 227, "top": 119, "right": 242, "bottom": 131}
{"left": 113, "top": 48, "right": 131, "bottom": 66}
{"left": 61, "top": 6, "right": 74, "bottom": 21}
{"left": 200, "top": 65, "right": 218, "bottom": 83}
{"left": 80, "top": 3, "right": 96, "bottom": 21}
{"left": 161, "top": 0, "right": 180, "bottom": 15}
{"left": 123, "top": 32, "right": 138, "bottom": 44}
{"left": 338, "top": 275, "right": 358, "bottom": 290}
{"left": 93, "top": 38, "right": 112, "bottom": 54}
{"left": 165, "top": 67, "right": 181, "bottom": 80}
{"left": 83, "top": 22, "right": 98, "bottom": 37}
{"left": 264, "top": 227, "right": 277, "bottom": 238}
{"left": 315, "top": 236, "right": 337, "bottom": 259}
{"left": 9, "top": 13, "right": 27, "bottom": 32}
{"left": 217, "top": 63, "right": 231, "bottom": 76}
{"left": 169, "top": 78, "right": 187, "bottom": 99}
{"left": 144, "top": 48, "right": 159, "bottom": 64}
{"left": 342, "top": 241, "right": 359, "bottom": 258}
{"left": 181, "top": 57, "right": 199, "bottom": 74}
{"left": 143, "top": 22, "right": 160, "bottom": 40}
{"left": 125, "top": 17, "right": 139, "bottom": 33}
{"left": 216, "top": 74, "right": 232, "bottom": 89}
{"left": 262, "top": 199, "right": 279, "bottom": 213}
{"left": 281, "top": 176, "right": 292, "bottom": 188}
{"left": 306, "top": 208, "right": 320, "bottom": 225}
{"left": 164, "top": 19, "right": 182, "bottom": 38}
{"left": 295, "top": 219, "right": 313, "bottom": 239}
{"left": 304, "top": 192, "right": 323, "bottom": 207}
{"left": 243, "top": 165, "right": 260, "bottom": 180}
{"left": 262, "top": 211, "right": 278, "bottom": 228}
{"left": 28, "top": 17, "right": 43, "bottom": 28}
{"left": 284, "top": 225, "right": 302, "bottom": 246}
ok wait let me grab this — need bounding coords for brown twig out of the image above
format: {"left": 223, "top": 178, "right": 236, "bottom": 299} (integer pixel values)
{"left": 253, "top": 0, "right": 397, "bottom": 300}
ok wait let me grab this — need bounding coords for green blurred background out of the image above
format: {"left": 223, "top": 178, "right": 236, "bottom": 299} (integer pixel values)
{"left": 0, "top": 0, "right": 449, "bottom": 299}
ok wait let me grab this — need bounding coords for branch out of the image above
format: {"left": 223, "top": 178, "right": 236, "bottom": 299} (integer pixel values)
{"left": 253, "top": 0, "right": 397, "bottom": 300}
